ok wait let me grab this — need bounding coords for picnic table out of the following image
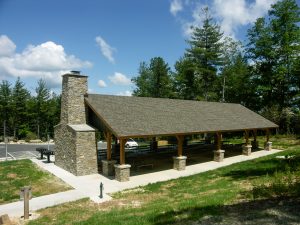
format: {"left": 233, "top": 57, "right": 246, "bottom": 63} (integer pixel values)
{"left": 36, "top": 147, "right": 55, "bottom": 163}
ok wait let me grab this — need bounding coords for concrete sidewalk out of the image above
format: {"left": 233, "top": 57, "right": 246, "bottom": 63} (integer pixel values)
{"left": 0, "top": 149, "right": 281, "bottom": 218}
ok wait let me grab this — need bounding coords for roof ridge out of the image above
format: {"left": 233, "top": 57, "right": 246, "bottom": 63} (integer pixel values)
{"left": 86, "top": 94, "right": 241, "bottom": 106}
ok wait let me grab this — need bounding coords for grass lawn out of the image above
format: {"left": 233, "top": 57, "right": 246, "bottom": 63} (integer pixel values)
{"left": 0, "top": 159, "right": 72, "bottom": 204}
{"left": 27, "top": 135, "right": 300, "bottom": 225}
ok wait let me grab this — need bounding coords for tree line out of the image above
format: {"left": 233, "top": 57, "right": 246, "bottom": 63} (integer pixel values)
{"left": 0, "top": 78, "right": 60, "bottom": 141}
{"left": 132, "top": 0, "right": 300, "bottom": 134}
{"left": 0, "top": 0, "right": 299, "bottom": 140}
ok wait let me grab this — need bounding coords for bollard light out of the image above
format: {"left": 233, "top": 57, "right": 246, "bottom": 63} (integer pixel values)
{"left": 99, "top": 182, "right": 104, "bottom": 199}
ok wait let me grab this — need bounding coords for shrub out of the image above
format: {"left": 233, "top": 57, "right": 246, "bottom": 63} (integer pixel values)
{"left": 25, "top": 131, "right": 37, "bottom": 142}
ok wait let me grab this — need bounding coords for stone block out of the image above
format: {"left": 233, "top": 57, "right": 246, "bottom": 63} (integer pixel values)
{"left": 0, "top": 214, "right": 11, "bottom": 225}
{"left": 173, "top": 156, "right": 187, "bottom": 171}
{"left": 115, "top": 164, "right": 131, "bottom": 182}
{"left": 214, "top": 150, "right": 225, "bottom": 162}
{"left": 264, "top": 141, "right": 272, "bottom": 151}
{"left": 251, "top": 140, "right": 259, "bottom": 149}
{"left": 243, "top": 145, "right": 252, "bottom": 156}
{"left": 102, "top": 160, "right": 117, "bottom": 176}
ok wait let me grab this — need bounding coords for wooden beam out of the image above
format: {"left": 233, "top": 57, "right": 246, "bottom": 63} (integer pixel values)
{"left": 118, "top": 127, "right": 278, "bottom": 139}
{"left": 216, "top": 132, "right": 222, "bottom": 150}
{"left": 245, "top": 130, "right": 249, "bottom": 145}
{"left": 176, "top": 135, "right": 184, "bottom": 157}
{"left": 106, "top": 131, "right": 112, "bottom": 160}
{"left": 119, "top": 138, "right": 126, "bottom": 165}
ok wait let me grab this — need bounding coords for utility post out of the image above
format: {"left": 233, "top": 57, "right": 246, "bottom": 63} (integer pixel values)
{"left": 4, "top": 120, "right": 7, "bottom": 161}
{"left": 20, "top": 186, "right": 32, "bottom": 220}
{"left": 47, "top": 133, "right": 50, "bottom": 151}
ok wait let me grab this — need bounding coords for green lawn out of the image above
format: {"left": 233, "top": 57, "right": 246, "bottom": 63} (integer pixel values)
{"left": 26, "top": 135, "right": 300, "bottom": 224}
{"left": 0, "top": 159, "right": 72, "bottom": 204}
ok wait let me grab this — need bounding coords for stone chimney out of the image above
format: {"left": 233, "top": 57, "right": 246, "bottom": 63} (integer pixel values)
{"left": 60, "top": 72, "right": 87, "bottom": 124}
{"left": 54, "top": 71, "right": 97, "bottom": 176}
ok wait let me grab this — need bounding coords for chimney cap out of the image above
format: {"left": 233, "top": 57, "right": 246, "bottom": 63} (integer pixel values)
{"left": 70, "top": 70, "right": 81, "bottom": 75}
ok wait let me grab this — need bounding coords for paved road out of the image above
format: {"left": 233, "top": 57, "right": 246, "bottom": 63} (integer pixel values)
{"left": 0, "top": 143, "right": 54, "bottom": 159}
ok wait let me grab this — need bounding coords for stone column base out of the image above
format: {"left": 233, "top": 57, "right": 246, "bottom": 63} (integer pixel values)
{"left": 214, "top": 150, "right": 225, "bottom": 162}
{"left": 264, "top": 141, "right": 272, "bottom": 151}
{"left": 173, "top": 156, "right": 187, "bottom": 171}
{"left": 114, "top": 164, "right": 131, "bottom": 182}
{"left": 243, "top": 145, "right": 252, "bottom": 156}
{"left": 251, "top": 141, "right": 259, "bottom": 149}
{"left": 102, "top": 160, "right": 117, "bottom": 176}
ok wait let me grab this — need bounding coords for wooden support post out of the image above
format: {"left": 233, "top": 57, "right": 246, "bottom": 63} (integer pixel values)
{"left": 216, "top": 132, "right": 222, "bottom": 150}
{"left": 119, "top": 138, "right": 126, "bottom": 165}
{"left": 253, "top": 129, "right": 257, "bottom": 142}
{"left": 245, "top": 130, "right": 249, "bottom": 145}
{"left": 266, "top": 129, "right": 270, "bottom": 142}
{"left": 176, "top": 135, "right": 184, "bottom": 157}
{"left": 106, "top": 131, "right": 112, "bottom": 160}
{"left": 264, "top": 128, "right": 272, "bottom": 151}
{"left": 214, "top": 132, "right": 224, "bottom": 162}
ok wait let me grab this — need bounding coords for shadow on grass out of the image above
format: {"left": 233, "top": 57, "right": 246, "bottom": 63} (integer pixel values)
{"left": 152, "top": 197, "right": 300, "bottom": 225}
{"left": 222, "top": 158, "right": 284, "bottom": 180}
{"left": 223, "top": 153, "right": 300, "bottom": 181}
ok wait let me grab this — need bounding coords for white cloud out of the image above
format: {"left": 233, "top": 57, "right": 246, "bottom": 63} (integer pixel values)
{"left": 171, "top": 0, "right": 277, "bottom": 38}
{"left": 182, "top": 3, "right": 206, "bottom": 36}
{"left": 117, "top": 90, "right": 132, "bottom": 96}
{"left": 97, "top": 79, "right": 107, "bottom": 88}
{"left": 95, "top": 36, "right": 116, "bottom": 63}
{"left": 0, "top": 36, "right": 92, "bottom": 88}
{"left": 108, "top": 72, "right": 131, "bottom": 85}
{"left": 170, "top": 0, "right": 183, "bottom": 16}
{"left": 0, "top": 35, "right": 16, "bottom": 56}
{"left": 213, "top": 0, "right": 277, "bottom": 37}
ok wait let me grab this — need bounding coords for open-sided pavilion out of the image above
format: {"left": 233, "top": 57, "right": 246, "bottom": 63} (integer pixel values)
{"left": 54, "top": 73, "right": 278, "bottom": 182}
{"left": 85, "top": 93, "right": 278, "bottom": 181}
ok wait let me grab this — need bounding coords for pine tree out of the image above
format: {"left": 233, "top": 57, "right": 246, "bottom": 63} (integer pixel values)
{"left": 247, "top": 0, "right": 300, "bottom": 109}
{"left": 149, "top": 57, "right": 173, "bottom": 98}
{"left": 174, "top": 57, "right": 197, "bottom": 100}
{"left": 270, "top": 0, "right": 300, "bottom": 108}
{"left": 132, "top": 62, "right": 152, "bottom": 97}
{"left": 34, "top": 79, "right": 50, "bottom": 139}
{"left": 0, "top": 80, "right": 12, "bottom": 127}
{"left": 132, "top": 57, "right": 173, "bottom": 98}
{"left": 11, "top": 77, "right": 30, "bottom": 138}
{"left": 186, "top": 7, "right": 224, "bottom": 101}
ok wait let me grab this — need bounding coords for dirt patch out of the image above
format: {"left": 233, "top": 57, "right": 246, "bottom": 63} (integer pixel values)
{"left": 201, "top": 189, "right": 218, "bottom": 196}
{"left": 121, "top": 187, "right": 146, "bottom": 194}
{"left": 6, "top": 173, "right": 17, "bottom": 179}
{"left": 160, "top": 182, "right": 176, "bottom": 191}
{"left": 205, "top": 177, "right": 225, "bottom": 185}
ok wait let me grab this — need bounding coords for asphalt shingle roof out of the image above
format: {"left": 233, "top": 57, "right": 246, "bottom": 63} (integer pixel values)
{"left": 85, "top": 94, "right": 278, "bottom": 138}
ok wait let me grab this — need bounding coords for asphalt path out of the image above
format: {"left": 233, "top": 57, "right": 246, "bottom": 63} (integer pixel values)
{"left": 0, "top": 143, "right": 54, "bottom": 159}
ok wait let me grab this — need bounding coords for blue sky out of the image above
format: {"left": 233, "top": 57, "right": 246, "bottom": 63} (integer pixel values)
{"left": 0, "top": 0, "right": 282, "bottom": 96}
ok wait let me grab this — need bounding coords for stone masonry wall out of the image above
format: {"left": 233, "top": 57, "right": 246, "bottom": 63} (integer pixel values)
{"left": 55, "top": 73, "right": 98, "bottom": 176}
{"left": 75, "top": 131, "right": 98, "bottom": 176}
{"left": 54, "top": 124, "right": 77, "bottom": 175}
{"left": 60, "top": 75, "right": 88, "bottom": 125}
